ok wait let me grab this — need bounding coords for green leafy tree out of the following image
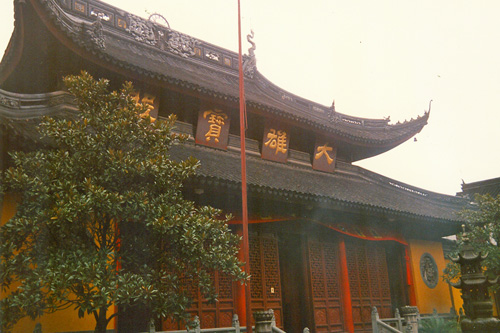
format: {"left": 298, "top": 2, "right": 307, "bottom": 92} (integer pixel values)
{"left": 443, "top": 194, "right": 500, "bottom": 283}
{"left": 0, "top": 72, "right": 246, "bottom": 333}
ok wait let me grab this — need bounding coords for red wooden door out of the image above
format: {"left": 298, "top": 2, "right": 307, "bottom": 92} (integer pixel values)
{"left": 345, "top": 238, "right": 392, "bottom": 332}
{"left": 163, "top": 270, "right": 236, "bottom": 330}
{"left": 249, "top": 233, "right": 283, "bottom": 327}
{"left": 308, "top": 238, "right": 344, "bottom": 332}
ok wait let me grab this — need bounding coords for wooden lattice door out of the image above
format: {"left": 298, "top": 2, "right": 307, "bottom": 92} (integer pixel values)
{"left": 249, "top": 233, "right": 283, "bottom": 327}
{"left": 307, "top": 238, "right": 344, "bottom": 332}
{"left": 345, "top": 238, "right": 392, "bottom": 332}
{"left": 162, "top": 270, "right": 235, "bottom": 330}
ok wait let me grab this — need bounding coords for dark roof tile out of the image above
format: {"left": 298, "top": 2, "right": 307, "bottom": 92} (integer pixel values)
{"left": 170, "top": 143, "right": 468, "bottom": 223}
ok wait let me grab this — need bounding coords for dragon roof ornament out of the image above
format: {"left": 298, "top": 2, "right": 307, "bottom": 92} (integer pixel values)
{"left": 243, "top": 30, "right": 256, "bottom": 78}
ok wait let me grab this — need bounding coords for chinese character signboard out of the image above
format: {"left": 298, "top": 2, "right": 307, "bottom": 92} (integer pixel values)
{"left": 130, "top": 90, "right": 159, "bottom": 120}
{"left": 195, "top": 108, "right": 230, "bottom": 149}
{"left": 261, "top": 122, "right": 289, "bottom": 163}
{"left": 313, "top": 139, "right": 337, "bottom": 173}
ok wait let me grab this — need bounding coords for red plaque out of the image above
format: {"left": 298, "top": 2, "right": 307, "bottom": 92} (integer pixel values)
{"left": 195, "top": 108, "right": 230, "bottom": 149}
{"left": 261, "top": 122, "right": 289, "bottom": 163}
{"left": 312, "top": 139, "right": 337, "bottom": 173}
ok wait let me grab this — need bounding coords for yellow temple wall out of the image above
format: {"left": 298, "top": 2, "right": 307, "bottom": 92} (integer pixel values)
{"left": 10, "top": 310, "right": 103, "bottom": 333}
{"left": 0, "top": 193, "right": 106, "bottom": 332}
{"left": 0, "top": 192, "right": 18, "bottom": 225}
{"left": 408, "top": 239, "right": 454, "bottom": 314}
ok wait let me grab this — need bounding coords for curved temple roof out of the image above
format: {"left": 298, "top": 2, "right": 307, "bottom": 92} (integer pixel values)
{"left": 0, "top": 87, "right": 469, "bottom": 229}
{"left": 1, "top": 0, "right": 429, "bottom": 161}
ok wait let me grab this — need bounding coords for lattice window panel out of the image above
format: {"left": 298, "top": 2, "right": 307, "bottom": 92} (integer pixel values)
{"left": 308, "top": 238, "right": 344, "bottom": 333}
{"left": 250, "top": 235, "right": 264, "bottom": 299}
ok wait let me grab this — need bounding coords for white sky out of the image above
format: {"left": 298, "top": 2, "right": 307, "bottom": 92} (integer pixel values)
{"left": 1, "top": 0, "right": 499, "bottom": 196}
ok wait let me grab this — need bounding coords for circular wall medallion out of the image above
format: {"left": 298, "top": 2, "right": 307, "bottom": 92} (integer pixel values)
{"left": 420, "top": 253, "right": 438, "bottom": 289}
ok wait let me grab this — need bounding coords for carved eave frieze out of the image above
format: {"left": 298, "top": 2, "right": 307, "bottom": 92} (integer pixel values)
{"left": 126, "top": 14, "right": 155, "bottom": 45}
{"left": 166, "top": 30, "right": 199, "bottom": 58}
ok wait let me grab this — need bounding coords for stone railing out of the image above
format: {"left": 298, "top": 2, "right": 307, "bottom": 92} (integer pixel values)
{"left": 372, "top": 306, "right": 458, "bottom": 333}
{"left": 149, "top": 309, "right": 310, "bottom": 333}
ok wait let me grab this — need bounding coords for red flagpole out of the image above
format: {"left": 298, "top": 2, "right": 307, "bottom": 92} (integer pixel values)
{"left": 237, "top": 0, "right": 252, "bottom": 332}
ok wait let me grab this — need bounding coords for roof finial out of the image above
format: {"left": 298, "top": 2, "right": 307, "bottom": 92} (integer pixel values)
{"left": 243, "top": 30, "right": 257, "bottom": 78}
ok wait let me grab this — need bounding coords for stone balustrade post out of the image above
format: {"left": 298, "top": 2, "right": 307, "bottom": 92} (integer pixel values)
{"left": 188, "top": 316, "right": 201, "bottom": 333}
{"left": 232, "top": 313, "right": 241, "bottom": 333}
{"left": 400, "top": 306, "right": 419, "bottom": 333}
{"left": 395, "top": 308, "right": 403, "bottom": 331}
{"left": 253, "top": 310, "right": 274, "bottom": 333}
{"left": 371, "top": 307, "right": 379, "bottom": 333}
{"left": 270, "top": 309, "right": 276, "bottom": 327}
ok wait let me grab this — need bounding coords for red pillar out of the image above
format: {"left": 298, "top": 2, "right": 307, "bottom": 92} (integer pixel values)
{"left": 338, "top": 237, "right": 354, "bottom": 333}
{"left": 405, "top": 247, "right": 417, "bottom": 306}
{"left": 235, "top": 227, "right": 247, "bottom": 326}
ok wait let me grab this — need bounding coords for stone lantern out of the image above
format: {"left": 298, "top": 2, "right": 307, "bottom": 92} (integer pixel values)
{"left": 450, "top": 226, "right": 500, "bottom": 332}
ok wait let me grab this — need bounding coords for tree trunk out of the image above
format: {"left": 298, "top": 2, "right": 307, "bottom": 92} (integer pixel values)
{"left": 94, "top": 307, "right": 108, "bottom": 333}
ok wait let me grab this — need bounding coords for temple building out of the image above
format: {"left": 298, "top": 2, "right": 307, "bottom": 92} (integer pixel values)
{"left": 0, "top": 0, "right": 471, "bottom": 332}
{"left": 458, "top": 177, "right": 500, "bottom": 198}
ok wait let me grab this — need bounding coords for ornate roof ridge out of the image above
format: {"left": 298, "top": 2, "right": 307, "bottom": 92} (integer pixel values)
{"left": 33, "top": 0, "right": 427, "bottom": 128}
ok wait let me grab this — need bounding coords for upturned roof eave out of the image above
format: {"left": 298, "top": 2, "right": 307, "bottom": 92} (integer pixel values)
{"left": 1, "top": 0, "right": 429, "bottom": 154}
{"left": 0, "top": 89, "right": 465, "bottom": 226}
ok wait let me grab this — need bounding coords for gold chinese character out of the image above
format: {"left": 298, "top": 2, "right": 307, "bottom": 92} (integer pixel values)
{"left": 264, "top": 129, "right": 288, "bottom": 154}
{"left": 130, "top": 91, "right": 141, "bottom": 104}
{"left": 131, "top": 91, "right": 157, "bottom": 122}
{"left": 203, "top": 110, "right": 228, "bottom": 142}
{"left": 141, "top": 93, "right": 156, "bottom": 107}
{"left": 315, "top": 143, "right": 334, "bottom": 164}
